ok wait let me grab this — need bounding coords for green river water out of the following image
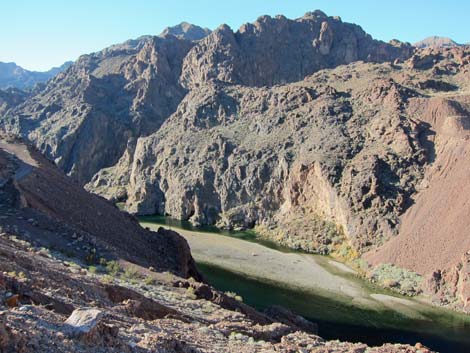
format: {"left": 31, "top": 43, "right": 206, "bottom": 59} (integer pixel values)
{"left": 139, "top": 215, "right": 470, "bottom": 353}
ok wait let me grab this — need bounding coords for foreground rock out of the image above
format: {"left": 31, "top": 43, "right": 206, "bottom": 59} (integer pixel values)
{"left": 64, "top": 308, "right": 118, "bottom": 344}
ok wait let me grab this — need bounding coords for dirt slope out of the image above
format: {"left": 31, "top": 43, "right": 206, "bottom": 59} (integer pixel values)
{"left": 366, "top": 96, "right": 470, "bottom": 272}
{"left": 0, "top": 132, "right": 198, "bottom": 278}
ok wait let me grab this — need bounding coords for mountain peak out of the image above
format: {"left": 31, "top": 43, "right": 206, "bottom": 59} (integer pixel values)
{"left": 414, "top": 36, "right": 461, "bottom": 49}
{"left": 160, "top": 22, "right": 211, "bottom": 41}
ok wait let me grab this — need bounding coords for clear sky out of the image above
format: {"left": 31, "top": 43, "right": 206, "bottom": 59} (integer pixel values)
{"left": 1, "top": 0, "right": 469, "bottom": 71}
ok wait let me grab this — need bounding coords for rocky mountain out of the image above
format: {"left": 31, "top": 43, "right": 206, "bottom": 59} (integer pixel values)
{"left": 0, "top": 10, "right": 413, "bottom": 185}
{"left": 0, "top": 61, "right": 72, "bottom": 89}
{"left": 0, "top": 88, "right": 28, "bottom": 117}
{"left": 414, "top": 36, "right": 462, "bottom": 49}
{"left": 2, "top": 10, "right": 470, "bottom": 312}
{"left": 161, "top": 22, "right": 212, "bottom": 41}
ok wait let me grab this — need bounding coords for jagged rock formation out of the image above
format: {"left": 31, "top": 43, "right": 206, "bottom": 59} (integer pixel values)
{"left": 0, "top": 61, "right": 72, "bottom": 89}
{"left": 0, "top": 10, "right": 414, "bottom": 191}
{"left": 414, "top": 36, "right": 462, "bottom": 49}
{"left": 180, "top": 11, "right": 413, "bottom": 88}
{"left": 0, "top": 11, "right": 414, "bottom": 185}
{"left": 161, "top": 22, "right": 212, "bottom": 41}
{"left": 116, "top": 70, "right": 425, "bottom": 254}
{"left": 1, "top": 35, "right": 195, "bottom": 184}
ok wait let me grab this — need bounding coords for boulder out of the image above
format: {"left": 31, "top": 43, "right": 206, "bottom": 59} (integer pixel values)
{"left": 64, "top": 308, "right": 118, "bottom": 345}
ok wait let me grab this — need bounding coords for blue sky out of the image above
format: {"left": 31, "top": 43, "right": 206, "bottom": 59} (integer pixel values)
{"left": 1, "top": 0, "right": 468, "bottom": 71}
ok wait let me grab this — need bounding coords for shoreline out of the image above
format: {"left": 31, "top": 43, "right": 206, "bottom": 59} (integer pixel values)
{"left": 141, "top": 220, "right": 434, "bottom": 319}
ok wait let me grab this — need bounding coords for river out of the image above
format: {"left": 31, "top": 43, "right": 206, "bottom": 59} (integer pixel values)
{"left": 139, "top": 215, "right": 470, "bottom": 353}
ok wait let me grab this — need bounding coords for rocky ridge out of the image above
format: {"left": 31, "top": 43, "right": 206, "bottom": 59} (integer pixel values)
{"left": 0, "top": 132, "right": 198, "bottom": 278}
{"left": 0, "top": 61, "right": 72, "bottom": 90}
{"left": 0, "top": 10, "right": 413, "bottom": 186}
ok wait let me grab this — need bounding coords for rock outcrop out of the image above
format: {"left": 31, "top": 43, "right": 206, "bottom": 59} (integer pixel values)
{"left": 0, "top": 88, "right": 28, "bottom": 117}
{"left": 2, "top": 35, "right": 195, "bottom": 184}
{"left": 120, "top": 69, "right": 426, "bottom": 252}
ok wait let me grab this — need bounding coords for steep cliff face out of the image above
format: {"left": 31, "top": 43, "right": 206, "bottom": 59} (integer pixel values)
{"left": 104, "top": 63, "right": 426, "bottom": 253}
{"left": 0, "top": 88, "right": 28, "bottom": 116}
{"left": 180, "top": 11, "right": 413, "bottom": 88}
{"left": 2, "top": 35, "right": 194, "bottom": 184}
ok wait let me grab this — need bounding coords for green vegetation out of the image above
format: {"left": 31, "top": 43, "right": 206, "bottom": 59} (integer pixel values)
{"left": 369, "top": 263, "right": 423, "bottom": 296}
{"left": 6, "top": 271, "right": 27, "bottom": 281}
{"left": 225, "top": 291, "right": 243, "bottom": 302}
{"left": 105, "top": 260, "right": 121, "bottom": 276}
{"left": 331, "top": 241, "right": 359, "bottom": 262}
{"left": 186, "top": 286, "right": 197, "bottom": 300}
{"left": 144, "top": 276, "right": 157, "bottom": 285}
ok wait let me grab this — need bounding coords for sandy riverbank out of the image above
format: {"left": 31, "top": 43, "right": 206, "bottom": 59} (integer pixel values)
{"left": 141, "top": 221, "right": 429, "bottom": 318}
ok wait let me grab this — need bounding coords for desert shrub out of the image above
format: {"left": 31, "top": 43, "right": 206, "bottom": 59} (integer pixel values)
{"left": 122, "top": 267, "right": 141, "bottom": 281}
{"left": 331, "top": 241, "right": 359, "bottom": 262}
{"left": 225, "top": 291, "right": 243, "bottom": 302}
{"left": 105, "top": 261, "right": 121, "bottom": 276}
{"left": 144, "top": 276, "right": 156, "bottom": 286}
{"left": 371, "top": 263, "right": 423, "bottom": 296}
{"left": 88, "top": 266, "right": 98, "bottom": 274}
{"left": 186, "top": 286, "right": 197, "bottom": 300}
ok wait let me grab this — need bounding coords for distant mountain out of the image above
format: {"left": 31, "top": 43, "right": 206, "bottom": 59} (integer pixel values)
{"left": 0, "top": 61, "right": 72, "bottom": 89}
{"left": 160, "top": 22, "right": 212, "bottom": 41}
{"left": 414, "top": 36, "right": 462, "bottom": 49}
